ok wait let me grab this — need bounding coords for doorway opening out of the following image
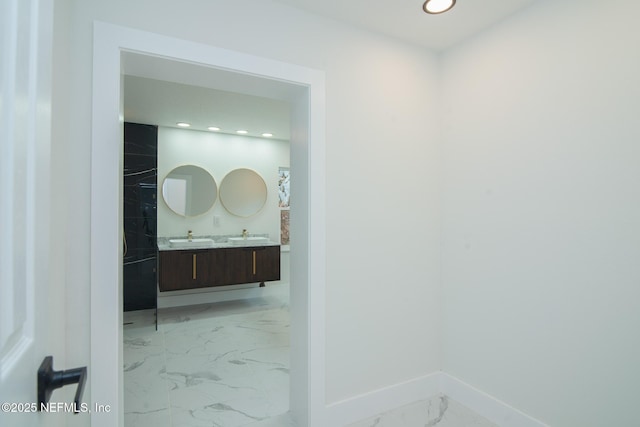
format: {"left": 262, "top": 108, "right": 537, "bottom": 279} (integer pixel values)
{"left": 122, "top": 73, "right": 294, "bottom": 425}
{"left": 90, "top": 22, "right": 326, "bottom": 427}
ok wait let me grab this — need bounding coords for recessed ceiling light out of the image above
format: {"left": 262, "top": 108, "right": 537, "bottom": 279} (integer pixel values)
{"left": 236, "top": 130, "right": 248, "bottom": 134}
{"left": 423, "top": 0, "right": 456, "bottom": 14}
{"left": 261, "top": 133, "right": 273, "bottom": 138}
{"left": 208, "top": 126, "right": 221, "bottom": 131}
{"left": 176, "top": 122, "right": 191, "bottom": 127}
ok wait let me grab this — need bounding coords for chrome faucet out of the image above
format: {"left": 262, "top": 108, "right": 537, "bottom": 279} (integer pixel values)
{"left": 242, "top": 229, "right": 248, "bottom": 239}
{"left": 187, "top": 230, "right": 193, "bottom": 241}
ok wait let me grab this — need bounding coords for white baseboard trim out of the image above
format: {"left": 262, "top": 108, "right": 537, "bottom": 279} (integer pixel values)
{"left": 440, "top": 372, "right": 549, "bottom": 427}
{"left": 322, "top": 371, "right": 548, "bottom": 427}
{"left": 325, "top": 372, "right": 441, "bottom": 427}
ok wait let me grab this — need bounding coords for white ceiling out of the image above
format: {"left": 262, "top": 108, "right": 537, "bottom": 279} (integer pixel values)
{"left": 273, "top": 0, "right": 538, "bottom": 50}
{"left": 124, "top": 75, "right": 292, "bottom": 141}
{"left": 123, "top": 1, "right": 539, "bottom": 139}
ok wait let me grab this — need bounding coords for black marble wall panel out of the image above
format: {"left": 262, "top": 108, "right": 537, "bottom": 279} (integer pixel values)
{"left": 123, "top": 123, "right": 158, "bottom": 312}
{"left": 123, "top": 251, "right": 157, "bottom": 312}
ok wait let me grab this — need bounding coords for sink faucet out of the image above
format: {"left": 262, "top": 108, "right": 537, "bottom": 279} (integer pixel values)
{"left": 242, "top": 229, "right": 248, "bottom": 239}
{"left": 188, "top": 230, "right": 193, "bottom": 241}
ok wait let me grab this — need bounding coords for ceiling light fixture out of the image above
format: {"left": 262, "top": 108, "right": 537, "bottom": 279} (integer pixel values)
{"left": 236, "top": 130, "right": 248, "bottom": 134}
{"left": 261, "top": 133, "right": 273, "bottom": 138}
{"left": 207, "top": 126, "right": 221, "bottom": 131}
{"left": 423, "top": 0, "right": 456, "bottom": 14}
{"left": 176, "top": 122, "right": 191, "bottom": 127}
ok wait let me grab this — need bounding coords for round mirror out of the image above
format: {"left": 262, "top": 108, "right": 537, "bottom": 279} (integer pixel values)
{"left": 219, "top": 168, "right": 267, "bottom": 217}
{"left": 161, "top": 165, "right": 217, "bottom": 217}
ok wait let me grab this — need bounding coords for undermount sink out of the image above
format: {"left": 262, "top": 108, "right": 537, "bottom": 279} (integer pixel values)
{"left": 169, "top": 238, "right": 215, "bottom": 248}
{"left": 228, "top": 236, "right": 270, "bottom": 245}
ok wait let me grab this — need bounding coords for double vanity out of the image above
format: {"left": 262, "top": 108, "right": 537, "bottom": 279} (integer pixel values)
{"left": 157, "top": 159, "right": 282, "bottom": 295}
{"left": 157, "top": 235, "right": 281, "bottom": 292}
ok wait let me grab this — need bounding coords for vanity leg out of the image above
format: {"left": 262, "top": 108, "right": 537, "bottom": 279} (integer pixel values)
{"left": 259, "top": 282, "right": 265, "bottom": 287}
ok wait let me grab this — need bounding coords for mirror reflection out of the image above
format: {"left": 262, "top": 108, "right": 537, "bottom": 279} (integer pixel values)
{"left": 161, "top": 165, "right": 217, "bottom": 217}
{"left": 219, "top": 168, "right": 267, "bottom": 217}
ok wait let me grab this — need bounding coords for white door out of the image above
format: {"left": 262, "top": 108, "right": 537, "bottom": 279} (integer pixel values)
{"left": 0, "top": 0, "right": 66, "bottom": 426}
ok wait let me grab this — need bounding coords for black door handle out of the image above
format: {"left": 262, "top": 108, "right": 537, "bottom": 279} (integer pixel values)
{"left": 37, "top": 356, "right": 87, "bottom": 414}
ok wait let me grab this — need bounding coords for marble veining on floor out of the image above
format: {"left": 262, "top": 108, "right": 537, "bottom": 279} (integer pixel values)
{"left": 123, "top": 290, "right": 290, "bottom": 427}
{"left": 347, "top": 394, "right": 499, "bottom": 427}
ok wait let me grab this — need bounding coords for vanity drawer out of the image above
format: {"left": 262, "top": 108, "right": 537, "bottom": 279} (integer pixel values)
{"left": 158, "top": 249, "right": 224, "bottom": 291}
{"left": 222, "top": 246, "right": 280, "bottom": 284}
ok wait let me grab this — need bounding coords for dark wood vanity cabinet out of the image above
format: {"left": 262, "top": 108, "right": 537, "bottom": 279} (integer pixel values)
{"left": 158, "top": 249, "right": 224, "bottom": 291}
{"left": 255, "top": 246, "right": 282, "bottom": 282}
{"left": 226, "top": 246, "right": 281, "bottom": 284}
{"left": 158, "top": 246, "right": 280, "bottom": 292}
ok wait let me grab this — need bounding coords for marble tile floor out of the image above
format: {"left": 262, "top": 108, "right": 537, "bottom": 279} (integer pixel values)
{"left": 123, "top": 290, "right": 290, "bottom": 427}
{"left": 347, "top": 394, "right": 498, "bottom": 427}
{"left": 125, "top": 288, "right": 496, "bottom": 427}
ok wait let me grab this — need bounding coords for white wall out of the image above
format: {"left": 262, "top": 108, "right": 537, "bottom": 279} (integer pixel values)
{"left": 441, "top": 1, "right": 640, "bottom": 426}
{"left": 157, "top": 126, "right": 288, "bottom": 241}
{"left": 59, "top": 0, "right": 442, "bottom": 414}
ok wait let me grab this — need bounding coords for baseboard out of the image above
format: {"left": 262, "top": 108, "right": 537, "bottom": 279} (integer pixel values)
{"left": 440, "top": 372, "right": 549, "bottom": 427}
{"left": 324, "top": 372, "right": 441, "bottom": 427}
{"left": 322, "top": 371, "right": 548, "bottom": 427}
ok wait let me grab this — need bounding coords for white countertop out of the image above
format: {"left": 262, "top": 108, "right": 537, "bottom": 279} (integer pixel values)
{"left": 157, "top": 235, "right": 279, "bottom": 251}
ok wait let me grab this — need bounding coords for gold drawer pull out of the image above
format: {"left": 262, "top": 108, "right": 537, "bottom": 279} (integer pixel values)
{"left": 193, "top": 254, "right": 197, "bottom": 279}
{"left": 252, "top": 250, "right": 256, "bottom": 275}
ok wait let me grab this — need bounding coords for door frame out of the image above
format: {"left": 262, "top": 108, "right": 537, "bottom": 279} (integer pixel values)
{"left": 90, "top": 22, "right": 327, "bottom": 427}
